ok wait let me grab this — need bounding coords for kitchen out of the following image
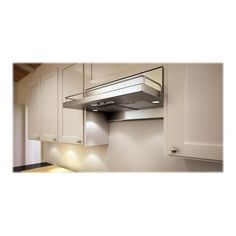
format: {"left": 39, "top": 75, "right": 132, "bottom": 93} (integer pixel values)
{"left": 13, "top": 63, "right": 223, "bottom": 172}
{"left": 2, "top": 1, "right": 234, "bottom": 235}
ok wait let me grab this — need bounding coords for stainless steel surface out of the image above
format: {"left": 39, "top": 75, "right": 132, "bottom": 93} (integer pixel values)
{"left": 85, "top": 75, "right": 162, "bottom": 95}
{"left": 64, "top": 74, "right": 163, "bottom": 112}
{"left": 107, "top": 108, "right": 164, "bottom": 121}
{"left": 63, "top": 67, "right": 164, "bottom": 121}
{"left": 171, "top": 147, "right": 177, "bottom": 153}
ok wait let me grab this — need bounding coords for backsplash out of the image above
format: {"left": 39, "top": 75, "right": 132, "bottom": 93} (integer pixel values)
{"left": 43, "top": 120, "right": 223, "bottom": 172}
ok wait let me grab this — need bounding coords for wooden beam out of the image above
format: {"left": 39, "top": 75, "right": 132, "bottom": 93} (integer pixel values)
{"left": 13, "top": 63, "right": 42, "bottom": 82}
{"left": 16, "top": 64, "right": 35, "bottom": 73}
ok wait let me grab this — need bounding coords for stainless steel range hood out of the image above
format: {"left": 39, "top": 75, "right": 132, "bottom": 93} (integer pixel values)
{"left": 63, "top": 67, "right": 164, "bottom": 121}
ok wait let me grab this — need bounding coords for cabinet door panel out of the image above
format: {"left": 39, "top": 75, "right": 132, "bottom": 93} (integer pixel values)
{"left": 59, "top": 64, "right": 84, "bottom": 144}
{"left": 84, "top": 111, "right": 109, "bottom": 147}
{"left": 41, "top": 72, "right": 58, "bottom": 142}
{"left": 28, "top": 79, "right": 41, "bottom": 140}
{"left": 85, "top": 63, "right": 161, "bottom": 89}
{"left": 166, "top": 64, "right": 223, "bottom": 161}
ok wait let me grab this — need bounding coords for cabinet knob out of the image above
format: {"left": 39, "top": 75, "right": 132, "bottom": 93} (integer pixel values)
{"left": 171, "top": 147, "right": 177, "bottom": 153}
{"left": 76, "top": 140, "right": 82, "bottom": 144}
{"left": 37, "top": 136, "right": 40, "bottom": 140}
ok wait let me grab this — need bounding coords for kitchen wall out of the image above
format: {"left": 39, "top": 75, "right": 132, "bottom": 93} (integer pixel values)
{"left": 24, "top": 106, "right": 41, "bottom": 165}
{"left": 14, "top": 79, "right": 41, "bottom": 167}
{"left": 43, "top": 119, "right": 223, "bottom": 172}
{"left": 13, "top": 103, "right": 25, "bottom": 167}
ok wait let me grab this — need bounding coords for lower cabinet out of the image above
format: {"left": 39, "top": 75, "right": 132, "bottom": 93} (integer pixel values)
{"left": 165, "top": 63, "right": 223, "bottom": 162}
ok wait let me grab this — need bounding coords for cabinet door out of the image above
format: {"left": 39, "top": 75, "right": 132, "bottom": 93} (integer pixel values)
{"left": 58, "top": 64, "right": 84, "bottom": 144}
{"left": 41, "top": 70, "right": 58, "bottom": 142}
{"left": 165, "top": 64, "right": 223, "bottom": 161}
{"left": 28, "top": 79, "right": 41, "bottom": 140}
{"left": 85, "top": 63, "right": 161, "bottom": 89}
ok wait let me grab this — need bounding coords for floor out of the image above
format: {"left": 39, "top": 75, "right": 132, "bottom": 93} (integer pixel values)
{"left": 13, "top": 162, "right": 73, "bottom": 173}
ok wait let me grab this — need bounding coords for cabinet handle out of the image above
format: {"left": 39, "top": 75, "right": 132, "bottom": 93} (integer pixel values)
{"left": 171, "top": 147, "right": 177, "bottom": 153}
{"left": 76, "top": 140, "right": 82, "bottom": 144}
{"left": 37, "top": 136, "right": 40, "bottom": 140}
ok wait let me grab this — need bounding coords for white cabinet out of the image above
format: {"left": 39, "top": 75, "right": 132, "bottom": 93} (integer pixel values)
{"left": 84, "top": 111, "right": 108, "bottom": 146}
{"left": 85, "top": 63, "right": 161, "bottom": 89}
{"left": 40, "top": 68, "right": 58, "bottom": 142}
{"left": 58, "top": 63, "right": 109, "bottom": 146}
{"left": 28, "top": 78, "right": 41, "bottom": 140}
{"left": 165, "top": 63, "right": 223, "bottom": 162}
{"left": 27, "top": 63, "right": 108, "bottom": 146}
{"left": 58, "top": 64, "right": 84, "bottom": 144}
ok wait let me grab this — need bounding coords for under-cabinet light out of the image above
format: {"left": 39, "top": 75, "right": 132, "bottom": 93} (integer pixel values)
{"left": 152, "top": 101, "right": 160, "bottom": 104}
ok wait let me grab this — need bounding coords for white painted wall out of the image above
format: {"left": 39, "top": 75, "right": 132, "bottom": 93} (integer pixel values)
{"left": 14, "top": 75, "right": 41, "bottom": 167}
{"left": 13, "top": 103, "right": 42, "bottom": 167}
{"left": 24, "top": 106, "right": 41, "bottom": 165}
{"left": 13, "top": 103, "right": 25, "bottom": 167}
{"left": 43, "top": 119, "right": 222, "bottom": 172}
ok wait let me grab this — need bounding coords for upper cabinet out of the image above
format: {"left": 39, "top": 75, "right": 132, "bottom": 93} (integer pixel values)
{"left": 27, "top": 63, "right": 108, "bottom": 146}
{"left": 165, "top": 64, "right": 223, "bottom": 162}
{"left": 58, "top": 64, "right": 84, "bottom": 144}
{"left": 26, "top": 63, "right": 223, "bottom": 158}
{"left": 40, "top": 66, "right": 58, "bottom": 142}
{"left": 28, "top": 78, "right": 41, "bottom": 140}
{"left": 58, "top": 63, "right": 108, "bottom": 146}
{"left": 84, "top": 63, "right": 162, "bottom": 89}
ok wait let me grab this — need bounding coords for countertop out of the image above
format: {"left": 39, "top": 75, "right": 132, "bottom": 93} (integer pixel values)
{"left": 22, "top": 165, "right": 73, "bottom": 173}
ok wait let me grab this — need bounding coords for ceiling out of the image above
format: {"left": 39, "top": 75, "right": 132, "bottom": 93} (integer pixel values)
{"left": 13, "top": 63, "right": 42, "bottom": 82}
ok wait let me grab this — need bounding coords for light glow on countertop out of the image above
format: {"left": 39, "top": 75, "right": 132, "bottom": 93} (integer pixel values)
{"left": 46, "top": 143, "right": 107, "bottom": 171}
